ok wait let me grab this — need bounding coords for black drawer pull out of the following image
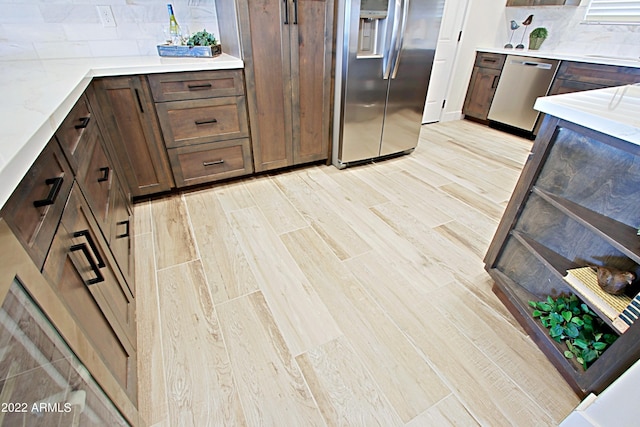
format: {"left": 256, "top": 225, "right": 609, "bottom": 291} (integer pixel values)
{"left": 293, "top": 0, "right": 298, "bottom": 24}
{"left": 98, "top": 166, "right": 110, "bottom": 182}
{"left": 73, "top": 230, "right": 105, "bottom": 268}
{"left": 116, "top": 220, "right": 130, "bottom": 239}
{"left": 135, "top": 88, "right": 144, "bottom": 113}
{"left": 492, "top": 75, "right": 499, "bottom": 89}
{"left": 187, "top": 83, "right": 213, "bottom": 90}
{"left": 33, "top": 177, "right": 64, "bottom": 208}
{"left": 70, "top": 243, "right": 104, "bottom": 285}
{"left": 74, "top": 117, "right": 90, "bottom": 129}
{"left": 483, "top": 58, "right": 497, "bottom": 63}
{"left": 195, "top": 119, "right": 218, "bottom": 126}
{"left": 284, "top": 0, "right": 289, "bottom": 24}
{"left": 203, "top": 160, "right": 224, "bottom": 167}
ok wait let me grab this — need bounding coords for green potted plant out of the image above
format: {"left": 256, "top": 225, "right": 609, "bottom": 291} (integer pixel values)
{"left": 529, "top": 27, "right": 548, "bottom": 50}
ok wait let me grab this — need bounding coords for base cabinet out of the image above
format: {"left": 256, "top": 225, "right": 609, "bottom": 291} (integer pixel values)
{"left": 43, "top": 184, "right": 137, "bottom": 404}
{"left": 485, "top": 115, "right": 640, "bottom": 396}
{"left": 463, "top": 52, "right": 506, "bottom": 122}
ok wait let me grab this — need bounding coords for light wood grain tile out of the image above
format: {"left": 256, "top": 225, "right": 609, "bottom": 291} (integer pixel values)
{"left": 229, "top": 206, "right": 341, "bottom": 355}
{"left": 273, "top": 171, "right": 372, "bottom": 260}
{"left": 183, "top": 189, "right": 259, "bottom": 304}
{"left": 214, "top": 179, "right": 256, "bottom": 212}
{"left": 217, "top": 291, "right": 324, "bottom": 427}
{"left": 296, "top": 336, "right": 403, "bottom": 426}
{"left": 281, "top": 227, "right": 450, "bottom": 422}
{"left": 406, "top": 394, "right": 480, "bottom": 427}
{"left": 306, "top": 165, "right": 390, "bottom": 208}
{"left": 433, "top": 220, "right": 491, "bottom": 260}
{"left": 440, "top": 181, "right": 506, "bottom": 221}
{"left": 156, "top": 261, "right": 245, "bottom": 426}
{"left": 430, "top": 282, "right": 578, "bottom": 423}
{"left": 244, "top": 175, "right": 308, "bottom": 235}
{"left": 133, "top": 199, "right": 152, "bottom": 236}
{"left": 151, "top": 195, "right": 197, "bottom": 270}
{"left": 135, "top": 233, "right": 168, "bottom": 426}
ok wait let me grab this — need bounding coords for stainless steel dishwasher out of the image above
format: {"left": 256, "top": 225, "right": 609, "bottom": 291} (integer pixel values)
{"left": 487, "top": 55, "right": 559, "bottom": 133}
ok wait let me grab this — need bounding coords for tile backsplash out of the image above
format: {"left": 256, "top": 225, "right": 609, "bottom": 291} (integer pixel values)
{"left": 0, "top": 1, "right": 220, "bottom": 59}
{"left": 502, "top": 5, "right": 640, "bottom": 59}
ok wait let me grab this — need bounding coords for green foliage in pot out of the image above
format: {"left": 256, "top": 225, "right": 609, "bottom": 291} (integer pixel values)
{"left": 187, "top": 29, "right": 218, "bottom": 47}
{"left": 529, "top": 294, "right": 618, "bottom": 370}
{"left": 530, "top": 27, "right": 548, "bottom": 39}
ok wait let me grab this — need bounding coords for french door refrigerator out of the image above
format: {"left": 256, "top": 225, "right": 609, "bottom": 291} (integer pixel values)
{"left": 332, "top": 0, "right": 443, "bottom": 168}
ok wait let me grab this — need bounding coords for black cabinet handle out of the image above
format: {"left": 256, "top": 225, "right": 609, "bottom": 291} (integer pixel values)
{"left": 70, "top": 243, "right": 105, "bottom": 285}
{"left": 33, "top": 177, "right": 64, "bottom": 208}
{"left": 98, "top": 166, "right": 110, "bottom": 182}
{"left": 73, "top": 230, "right": 105, "bottom": 268}
{"left": 203, "top": 160, "right": 224, "bottom": 166}
{"left": 74, "top": 117, "right": 90, "bottom": 129}
{"left": 284, "top": 0, "right": 289, "bottom": 24}
{"left": 195, "top": 119, "right": 218, "bottom": 126}
{"left": 187, "top": 83, "right": 212, "bottom": 90}
{"left": 116, "top": 220, "right": 130, "bottom": 239}
{"left": 492, "top": 75, "right": 499, "bottom": 89}
{"left": 293, "top": 0, "right": 298, "bottom": 24}
{"left": 135, "top": 88, "right": 144, "bottom": 113}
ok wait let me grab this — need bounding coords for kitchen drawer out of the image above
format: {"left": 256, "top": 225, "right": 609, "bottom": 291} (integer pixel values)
{"left": 148, "top": 70, "right": 245, "bottom": 102}
{"left": 553, "top": 61, "right": 640, "bottom": 89}
{"left": 1, "top": 140, "right": 74, "bottom": 270}
{"left": 109, "top": 178, "right": 134, "bottom": 293}
{"left": 168, "top": 138, "right": 253, "bottom": 187}
{"left": 156, "top": 96, "right": 249, "bottom": 148}
{"left": 55, "top": 94, "right": 94, "bottom": 174}
{"left": 475, "top": 52, "right": 506, "bottom": 70}
{"left": 42, "top": 184, "right": 137, "bottom": 401}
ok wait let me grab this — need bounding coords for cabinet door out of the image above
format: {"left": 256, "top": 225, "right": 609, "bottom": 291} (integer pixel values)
{"left": 109, "top": 177, "right": 134, "bottom": 293}
{"left": 43, "top": 185, "right": 137, "bottom": 402}
{"left": 239, "top": 0, "right": 294, "bottom": 172}
{"left": 463, "top": 66, "right": 501, "bottom": 121}
{"left": 289, "top": 0, "right": 333, "bottom": 165}
{"left": 90, "top": 76, "right": 174, "bottom": 197}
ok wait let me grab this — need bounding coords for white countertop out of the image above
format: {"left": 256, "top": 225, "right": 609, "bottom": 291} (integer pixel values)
{"left": 478, "top": 47, "right": 640, "bottom": 69}
{"left": 0, "top": 53, "right": 243, "bottom": 209}
{"left": 534, "top": 84, "right": 640, "bottom": 145}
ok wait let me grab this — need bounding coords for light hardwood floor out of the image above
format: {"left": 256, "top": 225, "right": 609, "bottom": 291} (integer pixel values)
{"left": 134, "top": 120, "right": 581, "bottom": 426}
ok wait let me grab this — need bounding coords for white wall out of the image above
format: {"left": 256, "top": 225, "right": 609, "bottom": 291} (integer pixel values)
{"left": 0, "top": 0, "right": 220, "bottom": 60}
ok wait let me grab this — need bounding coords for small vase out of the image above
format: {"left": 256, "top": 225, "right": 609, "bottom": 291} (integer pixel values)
{"left": 529, "top": 36, "right": 545, "bottom": 50}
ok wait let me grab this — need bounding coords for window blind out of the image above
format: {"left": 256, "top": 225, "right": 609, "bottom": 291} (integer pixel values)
{"left": 585, "top": 0, "right": 640, "bottom": 23}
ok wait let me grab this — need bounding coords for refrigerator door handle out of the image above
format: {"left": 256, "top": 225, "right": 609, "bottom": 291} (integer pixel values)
{"left": 390, "top": 0, "right": 409, "bottom": 79}
{"left": 383, "top": 0, "right": 402, "bottom": 80}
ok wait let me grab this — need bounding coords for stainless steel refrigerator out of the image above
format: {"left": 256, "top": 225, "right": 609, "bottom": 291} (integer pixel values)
{"left": 332, "top": 0, "right": 443, "bottom": 168}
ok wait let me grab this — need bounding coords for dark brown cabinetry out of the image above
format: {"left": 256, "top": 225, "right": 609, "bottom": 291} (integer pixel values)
{"left": 148, "top": 70, "right": 253, "bottom": 187}
{"left": 484, "top": 116, "right": 640, "bottom": 396}
{"left": 548, "top": 61, "right": 640, "bottom": 96}
{"left": 463, "top": 52, "right": 506, "bottom": 122}
{"left": 90, "top": 76, "right": 174, "bottom": 198}
{"left": 220, "top": 0, "right": 334, "bottom": 172}
{"left": 43, "top": 184, "right": 137, "bottom": 403}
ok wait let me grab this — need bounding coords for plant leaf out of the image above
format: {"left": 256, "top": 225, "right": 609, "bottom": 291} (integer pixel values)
{"left": 574, "top": 338, "right": 588, "bottom": 349}
{"left": 550, "top": 324, "right": 564, "bottom": 338}
{"left": 593, "top": 342, "right": 607, "bottom": 351}
{"left": 532, "top": 310, "right": 542, "bottom": 317}
{"left": 564, "top": 350, "right": 574, "bottom": 359}
{"left": 571, "top": 317, "right": 584, "bottom": 327}
{"left": 566, "top": 323, "right": 580, "bottom": 338}
{"left": 562, "top": 311, "right": 572, "bottom": 322}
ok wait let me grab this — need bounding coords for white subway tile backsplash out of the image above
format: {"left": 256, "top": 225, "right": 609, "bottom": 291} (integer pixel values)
{"left": 0, "top": 0, "right": 219, "bottom": 59}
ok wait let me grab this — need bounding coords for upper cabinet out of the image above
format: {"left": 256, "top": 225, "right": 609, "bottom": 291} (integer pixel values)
{"left": 507, "top": 0, "right": 580, "bottom": 6}
{"left": 219, "top": 0, "right": 334, "bottom": 172}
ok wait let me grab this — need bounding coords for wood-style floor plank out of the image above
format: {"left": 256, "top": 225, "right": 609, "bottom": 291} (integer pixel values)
{"left": 183, "top": 189, "right": 259, "bottom": 304}
{"left": 281, "top": 227, "right": 450, "bottom": 422}
{"left": 151, "top": 195, "right": 197, "bottom": 270}
{"left": 296, "top": 336, "right": 404, "bottom": 426}
{"left": 229, "top": 206, "right": 341, "bottom": 355}
{"left": 405, "top": 394, "right": 480, "bottom": 427}
{"left": 133, "top": 199, "right": 152, "bottom": 236}
{"left": 156, "top": 261, "right": 245, "bottom": 426}
{"left": 135, "top": 233, "right": 168, "bottom": 426}
{"left": 217, "top": 291, "right": 324, "bottom": 427}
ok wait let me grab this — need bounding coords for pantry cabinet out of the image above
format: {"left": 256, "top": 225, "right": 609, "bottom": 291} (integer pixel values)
{"left": 220, "top": 0, "right": 334, "bottom": 172}
{"left": 90, "top": 76, "right": 174, "bottom": 198}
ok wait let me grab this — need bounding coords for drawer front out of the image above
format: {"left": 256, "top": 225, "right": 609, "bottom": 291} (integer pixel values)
{"left": 55, "top": 94, "right": 94, "bottom": 173}
{"left": 109, "top": 178, "right": 134, "bottom": 294}
{"left": 168, "top": 138, "right": 253, "bottom": 187}
{"left": 475, "top": 52, "right": 506, "bottom": 70}
{"left": 555, "top": 61, "right": 640, "bottom": 87}
{"left": 148, "top": 70, "right": 245, "bottom": 102}
{"left": 1, "top": 140, "right": 74, "bottom": 270}
{"left": 157, "top": 96, "right": 249, "bottom": 148}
